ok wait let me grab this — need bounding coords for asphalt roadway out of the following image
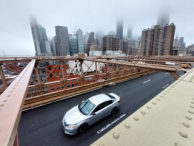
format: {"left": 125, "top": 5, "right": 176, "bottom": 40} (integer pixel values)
{"left": 18, "top": 72, "right": 181, "bottom": 146}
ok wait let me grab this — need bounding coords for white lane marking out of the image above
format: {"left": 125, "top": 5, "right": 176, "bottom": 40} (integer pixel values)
{"left": 97, "top": 114, "right": 126, "bottom": 134}
{"left": 165, "top": 73, "right": 168, "bottom": 74}
{"left": 163, "top": 84, "right": 169, "bottom": 89}
{"left": 143, "top": 79, "right": 151, "bottom": 84}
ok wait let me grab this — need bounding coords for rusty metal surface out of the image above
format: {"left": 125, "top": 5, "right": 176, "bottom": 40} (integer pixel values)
{"left": 0, "top": 59, "right": 35, "bottom": 146}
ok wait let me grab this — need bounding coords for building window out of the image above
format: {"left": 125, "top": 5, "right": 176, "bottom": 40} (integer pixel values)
{"left": 51, "top": 88, "right": 54, "bottom": 91}
{"left": 58, "top": 67, "right": 61, "bottom": 69}
{"left": 72, "top": 84, "right": 74, "bottom": 87}
{"left": 67, "top": 85, "right": 70, "bottom": 88}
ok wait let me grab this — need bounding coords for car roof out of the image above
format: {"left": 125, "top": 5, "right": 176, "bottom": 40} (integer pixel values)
{"left": 89, "top": 94, "right": 110, "bottom": 105}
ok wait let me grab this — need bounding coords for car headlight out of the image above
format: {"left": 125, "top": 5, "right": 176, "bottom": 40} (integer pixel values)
{"left": 67, "top": 124, "right": 77, "bottom": 130}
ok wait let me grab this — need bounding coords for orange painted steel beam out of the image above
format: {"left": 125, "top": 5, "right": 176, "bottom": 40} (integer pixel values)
{"left": 0, "top": 59, "right": 35, "bottom": 146}
{"left": 82, "top": 58, "right": 182, "bottom": 72}
{"left": 170, "top": 71, "right": 180, "bottom": 80}
{"left": 0, "top": 56, "right": 194, "bottom": 63}
{"left": 0, "top": 65, "right": 8, "bottom": 88}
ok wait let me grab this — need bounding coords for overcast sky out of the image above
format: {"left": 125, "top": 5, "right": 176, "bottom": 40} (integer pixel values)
{"left": 0, "top": 0, "right": 194, "bottom": 56}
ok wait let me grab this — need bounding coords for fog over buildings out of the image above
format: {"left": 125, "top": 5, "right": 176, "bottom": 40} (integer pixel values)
{"left": 0, "top": 0, "right": 194, "bottom": 56}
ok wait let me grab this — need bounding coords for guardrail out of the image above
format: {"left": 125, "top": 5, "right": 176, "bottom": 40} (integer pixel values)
{"left": 24, "top": 70, "right": 154, "bottom": 109}
{"left": 0, "top": 60, "right": 35, "bottom": 146}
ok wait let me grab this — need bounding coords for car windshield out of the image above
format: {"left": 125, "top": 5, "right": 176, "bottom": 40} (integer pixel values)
{"left": 78, "top": 99, "right": 95, "bottom": 115}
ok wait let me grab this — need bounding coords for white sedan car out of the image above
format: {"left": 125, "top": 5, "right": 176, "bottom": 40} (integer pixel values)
{"left": 62, "top": 93, "right": 121, "bottom": 135}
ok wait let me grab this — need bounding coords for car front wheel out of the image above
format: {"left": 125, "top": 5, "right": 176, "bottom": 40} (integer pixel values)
{"left": 78, "top": 124, "right": 88, "bottom": 134}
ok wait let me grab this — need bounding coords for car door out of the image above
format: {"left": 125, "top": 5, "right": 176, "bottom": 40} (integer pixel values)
{"left": 102, "top": 100, "right": 114, "bottom": 117}
{"left": 89, "top": 103, "right": 105, "bottom": 125}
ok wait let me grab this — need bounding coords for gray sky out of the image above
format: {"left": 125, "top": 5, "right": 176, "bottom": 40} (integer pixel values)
{"left": 0, "top": 0, "right": 194, "bottom": 56}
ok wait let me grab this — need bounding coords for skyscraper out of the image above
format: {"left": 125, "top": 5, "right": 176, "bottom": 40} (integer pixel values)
{"left": 121, "top": 40, "right": 129, "bottom": 54}
{"left": 84, "top": 32, "right": 89, "bottom": 53}
{"left": 69, "top": 35, "right": 78, "bottom": 56}
{"left": 55, "top": 26, "right": 70, "bottom": 56}
{"left": 86, "top": 32, "right": 94, "bottom": 55}
{"left": 30, "top": 17, "right": 51, "bottom": 56}
{"left": 178, "top": 37, "right": 186, "bottom": 49}
{"left": 140, "top": 23, "right": 175, "bottom": 56}
{"left": 103, "top": 35, "right": 120, "bottom": 52}
{"left": 95, "top": 31, "right": 104, "bottom": 51}
{"left": 127, "top": 28, "right": 132, "bottom": 40}
{"left": 76, "top": 29, "right": 84, "bottom": 53}
{"left": 116, "top": 20, "right": 123, "bottom": 40}
{"left": 30, "top": 17, "right": 42, "bottom": 56}
{"left": 51, "top": 36, "right": 57, "bottom": 56}
{"left": 38, "top": 25, "right": 47, "bottom": 54}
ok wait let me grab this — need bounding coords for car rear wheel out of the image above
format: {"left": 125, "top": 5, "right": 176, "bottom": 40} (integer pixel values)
{"left": 78, "top": 124, "right": 88, "bottom": 134}
{"left": 111, "top": 107, "right": 117, "bottom": 115}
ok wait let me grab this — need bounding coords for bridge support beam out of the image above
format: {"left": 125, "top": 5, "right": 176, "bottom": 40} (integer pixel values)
{"left": 0, "top": 59, "right": 36, "bottom": 146}
{"left": 170, "top": 71, "right": 179, "bottom": 80}
{"left": 0, "top": 64, "right": 8, "bottom": 88}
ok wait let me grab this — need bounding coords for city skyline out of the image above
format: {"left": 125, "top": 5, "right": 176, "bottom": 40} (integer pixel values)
{"left": 0, "top": 0, "right": 194, "bottom": 56}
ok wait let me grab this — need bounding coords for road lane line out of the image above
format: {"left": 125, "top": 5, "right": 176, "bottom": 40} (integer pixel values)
{"left": 163, "top": 84, "right": 169, "bottom": 89}
{"left": 97, "top": 114, "right": 126, "bottom": 134}
{"left": 143, "top": 79, "right": 151, "bottom": 84}
{"left": 165, "top": 73, "right": 168, "bottom": 74}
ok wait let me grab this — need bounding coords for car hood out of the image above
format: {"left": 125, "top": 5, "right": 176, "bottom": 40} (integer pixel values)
{"left": 63, "top": 105, "right": 87, "bottom": 124}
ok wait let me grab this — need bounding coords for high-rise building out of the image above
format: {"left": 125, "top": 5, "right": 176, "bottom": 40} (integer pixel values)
{"left": 103, "top": 35, "right": 120, "bottom": 52}
{"left": 116, "top": 20, "right": 123, "bottom": 40}
{"left": 178, "top": 37, "right": 186, "bottom": 49}
{"left": 30, "top": 17, "right": 41, "bottom": 56}
{"left": 86, "top": 32, "right": 94, "bottom": 55}
{"left": 127, "top": 28, "right": 132, "bottom": 40}
{"left": 140, "top": 23, "right": 175, "bottom": 56}
{"left": 140, "top": 28, "right": 155, "bottom": 56}
{"left": 157, "top": 14, "right": 169, "bottom": 27}
{"left": 51, "top": 36, "right": 57, "bottom": 56}
{"left": 76, "top": 29, "right": 84, "bottom": 53}
{"left": 45, "top": 40, "right": 51, "bottom": 54}
{"left": 186, "top": 44, "right": 194, "bottom": 56}
{"left": 121, "top": 40, "right": 129, "bottom": 54}
{"left": 173, "top": 38, "right": 178, "bottom": 47}
{"left": 69, "top": 35, "right": 78, "bottom": 56}
{"left": 30, "top": 17, "right": 50, "bottom": 56}
{"left": 38, "top": 25, "right": 48, "bottom": 54}
{"left": 55, "top": 26, "right": 70, "bottom": 56}
{"left": 84, "top": 32, "right": 90, "bottom": 53}
{"left": 96, "top": 31, "right": 104, "bottom": 51}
